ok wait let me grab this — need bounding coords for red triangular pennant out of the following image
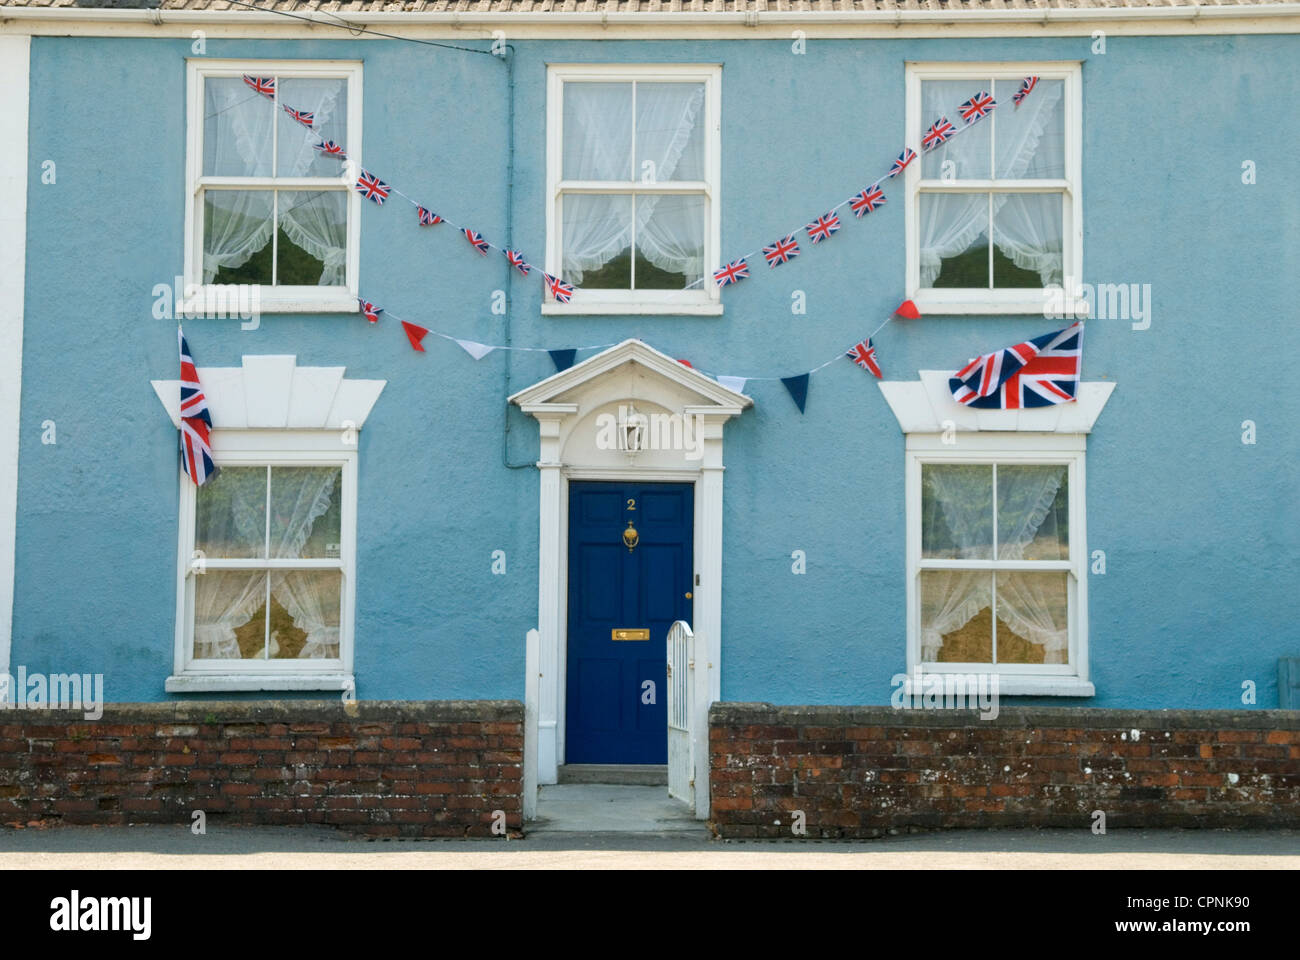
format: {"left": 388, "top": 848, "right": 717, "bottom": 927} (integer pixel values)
{"left": 894, "top": 298, "right": 921, "bottom": 321}
{"left": 401, "top": 321, "right": 429, "bottom": 352}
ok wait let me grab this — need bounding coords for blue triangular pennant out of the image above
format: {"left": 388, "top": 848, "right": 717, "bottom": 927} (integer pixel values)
{"left": 549, "top": 349, "right": 577, "bottom": 372}
{"left": 781, "top": 374, "right": 810, "bottom": 414}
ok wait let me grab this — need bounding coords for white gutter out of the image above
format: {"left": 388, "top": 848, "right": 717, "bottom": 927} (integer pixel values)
{"left": 3, "top": 4, "right": 1300, "bottom": 25}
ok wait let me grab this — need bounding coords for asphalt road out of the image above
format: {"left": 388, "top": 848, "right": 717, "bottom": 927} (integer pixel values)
{"left": 1, "top": 825, "right": 1297, "bottom": 869}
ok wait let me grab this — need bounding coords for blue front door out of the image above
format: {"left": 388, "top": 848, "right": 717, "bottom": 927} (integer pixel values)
{"left": 566, "top": 481, "right": 694, "bottom": 765}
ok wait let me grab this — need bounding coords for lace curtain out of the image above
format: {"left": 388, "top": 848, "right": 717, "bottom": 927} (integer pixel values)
{"left": 918, "top": 78, "right": 1065, "bottom": 288}
{"left": 193, "top": 571, "right": 267, "bottom": 661}
{"left": 920, "top": 465, "right": 1069, "bottom": 663}
{"left": 920, "top": 570, "right": 992, "bottom": 661}
{"left": 269, "top": 468, "right": 342, "bottom": 660}
{"left": 202, "top": 77, "right": 348, "bottom": 285}
{"left": 193, "top": 467, "right": 342, "bottom": 660}
{"left": 560, "top": 81, "right": 706, "bottom": 285}
{"left": 994, "top": 466, "right": 1069, "bottom": 662}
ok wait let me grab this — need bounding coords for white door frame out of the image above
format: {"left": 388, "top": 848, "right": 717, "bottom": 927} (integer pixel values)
{"left": 509, "top": 339, "right": 751, "bottom": 821}
{"left": 557, "top": 468, "right": 699, "bottom": 782}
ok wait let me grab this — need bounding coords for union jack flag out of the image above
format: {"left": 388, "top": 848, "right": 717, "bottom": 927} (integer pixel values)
{"left": 805, "top": 212, "right": 841, "bottom": 245}
{"left": 846, "top": 337, "right": 883, "bottom": 379}
{"left": 888, "top": 148, "right": 917, "bottom": 178}
{"left": 282, "top": 104, "right": 314, "bottom": 128}
{"left": 1014, "top": 76, "right": 1039, "bottom": 106}
{"left": 713, "top": 259, "right": 749, "bottom": 287}
{"left": 314, "top": 140, "right": 347, "bottom": 159}
{"left": 178, "top": 327, "right": 216, "bottom": 487}
{"left": 848, "top": 185, "right": 886, "bottom": 218}
{"left": 355, "top": 170, "right": 390, "bottom": 205}
{"left": 358, "top": 299, "right": 382, "bottom": 324}
{"left": 463, "top": 229, "right": 490, "bottom": 255}
{"left": 504, "top": 249, "right": 531, "bottom": 276}
{"left": 922, "top": 117, "right": 955, "bottom": 151}
{"left": 544, "top": 273, "right": 575, "bottom": 304}
{"left": 242, "top": 75, "right": 275, "bottom": 99}
{"left": 762, "top": 235, "right": 800, "bottom": 267}
{"left": 958, "top": 91, "right": 996, "bottom": 123}
{"left": 417, "top": 206, "right": 443, "bottom": 226}
{"left": 949, "top": 322, "right": 1084, "bottom": 410}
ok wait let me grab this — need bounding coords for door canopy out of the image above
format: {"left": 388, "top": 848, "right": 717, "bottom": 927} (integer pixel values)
{"left": 509, "top": 338, "right": 752, "bottom": 472}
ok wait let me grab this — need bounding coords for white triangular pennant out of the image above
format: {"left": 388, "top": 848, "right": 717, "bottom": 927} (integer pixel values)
{"left": 455, "top": 339, "right": 495, "bottom": 361}
{"left": 716, "top": 375, "right": 748, "bottom": 395}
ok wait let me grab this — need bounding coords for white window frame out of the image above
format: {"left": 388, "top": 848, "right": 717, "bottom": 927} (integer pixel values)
{"left": 544, "top": 63, "right": 723, "bottom": 317}
{"left": 904, "top": 61, "right": 1084, "bottom": 316}
{"left": 184, "top": 59, "right": 363, "bottom": 314}
{"left": 904, "top": 432, "right": 1093, "bottom": 696}
{"left": 166, "top": 431, "right": 357, "bottom": 693}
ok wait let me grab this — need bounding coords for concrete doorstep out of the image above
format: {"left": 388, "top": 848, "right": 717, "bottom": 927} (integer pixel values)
{"left": 530, "top": 784, "right": 707, "bottom": 835}
{"left": 557, "top": 764, "right": 668, "bottom": 786}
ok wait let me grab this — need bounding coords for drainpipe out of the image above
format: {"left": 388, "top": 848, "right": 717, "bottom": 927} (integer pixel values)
{"left": 500, "top": 43, "right": 533, "bottom": 470}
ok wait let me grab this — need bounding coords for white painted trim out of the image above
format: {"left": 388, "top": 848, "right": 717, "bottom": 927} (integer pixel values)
{"left": 523, "top": 627, "right": 540, "bottom": 821}
{"left": 904, "top": 62, "right": 1083, "bottom": 314}
{"left": 164, "top": 673, "right": 355, "bottom": 693}
{"left": 545, "top": 63, "right": 722, "bottom": 315}
{"left": 878, "top": 371, "right": 1114, "bottom": 435}
{"left": 171, "top": 445, "right": 359, "bottom": 691}
{"left": 187, "top": 293, "right": 361, "bottom": 315}
{"left": 184, "top": 59, "right": 362, "bottom": 310}
{"left": 542, "top": 300, "right": 724, "bottom": 317}
{"left": 4, "top": 7, "right": 1300, "bottom": 37}
{"left": 899, "top": 675, "right": 1095, "bottom": 697}
{"left": 0, "top": 35, "right": 27, "bottom": 705}
{"left": 151, "top": 354, "right": 386, "bottom": 430}
{"left": 511, "top": 339, "right": 750, "bottom": 821}
{"left": 509, "top": 337, "right": 751, "bottom": 412}
{"left": 903, "top": 438, "right": 1091, "bottom": 695}
{"left": 562, "top": 466, "right": 700, "bottom": 483}
{"left": 911, "top": 292, "right": 1092, "bottom": 317}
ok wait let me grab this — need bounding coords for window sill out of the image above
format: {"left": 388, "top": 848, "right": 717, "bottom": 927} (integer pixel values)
{"left": 180, "top": 290, "right": 360, "bottom": 317}
{"left": 165, "top": 673, "right": 355, "bottom": 693}
{"left": 993, "top": 676, "right": 1094, "bottom": 697}
{"left": 541, "top": 301, "right": 723, "bottom": 317}
{"left": 905, "top": 673, "right": 1094, "bottom": 697}
{"left": 910, "top": 293, "right": 1091, "bottom": 318}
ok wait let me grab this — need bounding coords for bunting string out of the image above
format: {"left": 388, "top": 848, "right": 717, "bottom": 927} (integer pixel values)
{"left": 351, "top": 297, "right": 618, "bottom": 367}
{"left": 361, "top": 293, "right": 917, "bottom": 404}
{"left": 226, "top": 74, "right": 1040, "bottom": 407}
{"left": 692, "top": 309, "right": 902, "bottom": 385}
{"left": 697, "top": 83, "right": 1032, "bottom": 292}
{"left": 235, "top": 74, "right": 1039, "bottom": 306}
{"left": 238, "top": 75, "right": 576, "bottom": 303}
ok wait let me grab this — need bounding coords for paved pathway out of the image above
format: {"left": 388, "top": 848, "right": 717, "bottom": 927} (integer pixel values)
{"left": 1, "top": 825, "right": 1296, "bottom": 869}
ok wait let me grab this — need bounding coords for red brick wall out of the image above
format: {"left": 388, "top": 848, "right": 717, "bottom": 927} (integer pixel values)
{"left": 710, "top": 704, "right": 1300, "bottom": 838}
{"left": 0, "top": 700, "right": 523, "bottom": 837}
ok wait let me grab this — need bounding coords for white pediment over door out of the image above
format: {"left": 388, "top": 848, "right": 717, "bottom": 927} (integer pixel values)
{"left": 510, "top": 338, "right": 752, "bottom": 472}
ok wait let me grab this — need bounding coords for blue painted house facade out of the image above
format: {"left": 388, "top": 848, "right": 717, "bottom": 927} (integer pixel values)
{"left": 0, "top": 1, "right": 1297, "bottom": 812}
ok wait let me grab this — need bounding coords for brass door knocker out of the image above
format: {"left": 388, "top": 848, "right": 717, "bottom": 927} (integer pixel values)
{"left": 622, "top": 520, "right": 639, "bottom": 552}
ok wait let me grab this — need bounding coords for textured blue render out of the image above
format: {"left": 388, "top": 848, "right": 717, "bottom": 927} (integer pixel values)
{"left": 10, "top": 33, "right": 1299, "bottom": 708}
